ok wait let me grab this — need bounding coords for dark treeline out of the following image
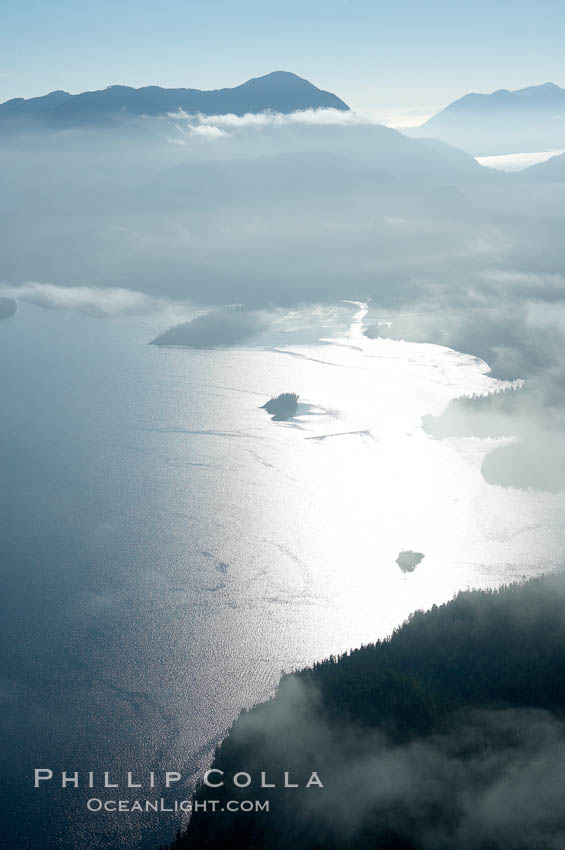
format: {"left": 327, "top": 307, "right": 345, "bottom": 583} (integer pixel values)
{"left": 422, "top": 385, "right": 526, "bottom": 439}
{"left": 158, "top": 573, "right": 565, "bottom": 850}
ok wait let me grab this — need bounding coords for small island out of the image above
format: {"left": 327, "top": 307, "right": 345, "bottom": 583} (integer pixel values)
{"left": 396, "top": 550, "right": 424, "bottom": 573}
{"left": 261, "top": 392, "right": 299, "bottom": 420}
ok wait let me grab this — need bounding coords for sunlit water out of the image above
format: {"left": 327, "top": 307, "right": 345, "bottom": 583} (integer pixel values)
{"left": 475, "top": 148, "right": 565, "bottom": 171}
{"left": 1, "top": 303, "right": 564, "bottom": 849}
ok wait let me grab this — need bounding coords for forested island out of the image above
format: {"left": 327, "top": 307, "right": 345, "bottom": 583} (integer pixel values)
{"left": 396, "top": 550, "right": 424, "bottom": 573}
{"left": 159, "top": 572, "right": 565, "bottom": 850}
{"left": 261, "top": 393, "right": 299, "bottom": 420}
{"left": 150, "top": 306, "right": 267, "bottom": 348}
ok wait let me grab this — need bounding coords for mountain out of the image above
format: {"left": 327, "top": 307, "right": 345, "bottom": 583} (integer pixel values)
{"left": 0, "top": 89, "right": 72, "bottom": 116}
{"left": 410, "top": 82, "right": 565, "bottom": 155}
{"left": 146, "top": 135, "right": 490, "bottom": 207}
{"left": 0, "top": 72, "right": 348, "bottom": 131}
{"left": 431, "top": 81, "right": 565, "bottom": 116}
{"left": 519, "top": 149, "right": 565, "bottom": 181}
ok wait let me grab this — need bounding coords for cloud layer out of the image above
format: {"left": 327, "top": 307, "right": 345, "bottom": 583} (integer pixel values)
{"left": 169, "top": 106, "right": 385, "bottom": 140}
{"left": 0, "top": 282, "right": 171, "bottom": 317}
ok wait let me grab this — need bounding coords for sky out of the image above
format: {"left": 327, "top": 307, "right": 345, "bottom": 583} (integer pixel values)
{"left": 2, "top": 0, "right": 565, "bottom": 124}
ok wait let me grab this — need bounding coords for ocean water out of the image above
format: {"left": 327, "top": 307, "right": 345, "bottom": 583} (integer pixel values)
{"left": 475, "top": 148, "right": 565, "bottom": 171}
{"left": 1, "top": 302, "right": 564, "bottom": 849}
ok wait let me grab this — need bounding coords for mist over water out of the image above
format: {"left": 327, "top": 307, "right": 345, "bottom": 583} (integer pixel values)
{"left": 1, "top": 301, "right": 564, "bottom": 849}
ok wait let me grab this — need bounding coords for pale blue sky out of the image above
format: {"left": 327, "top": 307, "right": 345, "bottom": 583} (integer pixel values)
{"left": 2, "top": 0, "right": 564, "bottom": 121}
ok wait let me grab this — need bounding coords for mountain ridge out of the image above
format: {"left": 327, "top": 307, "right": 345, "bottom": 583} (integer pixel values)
{"left": 411, "top": 81, "right": 565, "bottom": 155}
{"left": 431, "top": 81, "right": 565, "bottom": 117}
{"left": 0, "top": 71, "right": 349, "bottom": 130}
{"left": 519, "top": 149, "right": 565, "bottom": 180}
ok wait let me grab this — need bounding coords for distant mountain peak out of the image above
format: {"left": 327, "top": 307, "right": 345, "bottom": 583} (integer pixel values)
{"left": 245, "top": 70, "right": 304, "bottom": 81}
{"left": 412, "top": 82, "right": 565, "bottom": 156}
{"left": 431, "top": 81, "right": 565, "bottom": 117}
{"left": 239, "top": 71, "right": 319, "bottom": 88}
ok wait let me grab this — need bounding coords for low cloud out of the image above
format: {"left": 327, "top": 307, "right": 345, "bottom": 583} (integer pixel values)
{"left": 0, "top": 282, "right": 172, "bottom": 317}
{"left": 181, "top": 124, "right": 228, "bottom": 140}
{"left": 221, "top": 676, "right": 565, "bottom": 850}
{"left": 367, "top": 267, "right": 565, "bottom": 381}
{"left": 168, "top": 107, "right": 385, "bottom": 142}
